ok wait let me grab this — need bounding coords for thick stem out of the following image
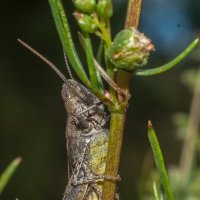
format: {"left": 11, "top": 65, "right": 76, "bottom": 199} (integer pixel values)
{"left": 125, "top": 0, "right": 142, "bottom": 28}
{"left": 102, "top": 0, "right": 142, "bottom": 199}
{"left": 102, "top": 113, "right": 126, "bottom": 200}
{"left": 102, "top": 71, "right": 132, "bottom": 200}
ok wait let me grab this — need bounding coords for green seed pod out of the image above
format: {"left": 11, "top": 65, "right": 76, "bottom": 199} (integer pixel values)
{"left": 96, "top": 0, "right": 113, "bottom": 19}
{"left": 72, "top": 0, "right": 96, "bottom": 14}
{"left": 73, "top": 11, "right": 98, "bottom": 33}
{"left": 107, "top": 27, "right": 154, "bottom": 71}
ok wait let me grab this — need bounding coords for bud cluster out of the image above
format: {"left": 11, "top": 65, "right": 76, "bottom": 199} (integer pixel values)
{"left": 72, "top": 0, "right": 113, "bottom": 33}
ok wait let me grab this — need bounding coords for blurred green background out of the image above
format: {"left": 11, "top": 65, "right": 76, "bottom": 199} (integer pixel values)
{"left": 0, "top": 0, "right": 200, "bottom": 199}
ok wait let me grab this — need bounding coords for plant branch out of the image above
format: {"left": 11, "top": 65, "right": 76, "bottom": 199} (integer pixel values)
{"left": 125, "top": 0, "right": 143, "bottom": 28}
{"left": 102, "top": 113, "right": 126, "bottom": 200}
{"left": 102, "top": 0, "right": 142, "bottom": 199}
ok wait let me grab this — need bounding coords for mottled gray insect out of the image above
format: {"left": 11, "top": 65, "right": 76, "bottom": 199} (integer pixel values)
{"left": 61, "top": 79, "right": 110, "bottom": 200}
{"left": 18, "top": 39, "right": 119, "bottom": 200}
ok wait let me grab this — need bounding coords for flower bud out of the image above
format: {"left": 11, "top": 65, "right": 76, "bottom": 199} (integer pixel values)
{"left": 107, "top": 28, "right": 154, "bottom": 71}
{"left": 96, "top": 0, "right": 113, "bottom": 19}
{"left": 72, "top": 0, "right": 96, "bottom": 14}
{"left": 73, "top": 11, "right": 98, "bottom": 33}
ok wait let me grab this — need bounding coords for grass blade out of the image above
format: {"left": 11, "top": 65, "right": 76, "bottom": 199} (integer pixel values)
{"left": 148, "top": 121, "right": 174, "bottom": 200}
{"left": 0, "top": 157, "right": 22, "bottom": 194}
{"left": 81, "top": 34, "right": 99, "bottom": 91}
{"left": 49, "top": 0, "right": 90, "bottom": 87}
{"left": 135, "top": 38, "right": 199, "bottom": 76}
{"left": 153, "top": 182, "right": 164, "bottom": 200}
{"left": 78, "top": 32, "right": 104, "bottom": 91}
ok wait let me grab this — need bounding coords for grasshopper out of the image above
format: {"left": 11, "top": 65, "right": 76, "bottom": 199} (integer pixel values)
{"left": 18, "top": 39, "right": 119, "bottom": 200}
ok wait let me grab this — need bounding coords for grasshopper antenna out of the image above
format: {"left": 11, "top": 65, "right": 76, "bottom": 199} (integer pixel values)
{"left": 63, "top": 49, "right": 74, "bottom": 79}
{"left": 17, "top": 39, "right": 68, "bottom": 83}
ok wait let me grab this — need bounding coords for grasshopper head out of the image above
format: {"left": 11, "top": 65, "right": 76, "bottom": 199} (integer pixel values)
{"left": 61, "top": 79, "right": 107, "bottom": 128}
{"left": 61, "top": 79, "right": 98, "bottom": 115}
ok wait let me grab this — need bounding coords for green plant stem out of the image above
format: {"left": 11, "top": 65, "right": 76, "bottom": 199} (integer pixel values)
{"left": 102, "top": 71, "right": 132, "bottom": 200}
{"left": 125, "top": 0, "right": 142, "bottom": 28}
{"left": 102, "top": 113, "right": 126, "bottom": 200}
{"left": 94, "top": 18, "right": 112, "bottom": 47}
{"left": 102, "top": 0, "right": 142, "bottom": 199}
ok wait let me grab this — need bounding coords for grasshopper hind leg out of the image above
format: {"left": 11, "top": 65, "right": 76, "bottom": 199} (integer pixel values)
{"left": 82, "top": 183, "right": 102, "bottom": 200}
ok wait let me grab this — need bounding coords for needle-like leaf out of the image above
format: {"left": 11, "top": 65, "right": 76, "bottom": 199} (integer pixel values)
{"left": 81, "top": 34, "right": 99, "bottom": 91}
{"left": 0, "top": 157, "right": 22, "bottom": 194}
{"left": 153, "top": 182, "right": 163, "bottom": 200}
{"left": 77, "top": 32, "right": 104, "bottom": 91}
{"left": 49, "top": 0, "right": 90, "bottom": 87}
{"left": 148, "top": 121, "right": 174, "bottom": 200}
{"left": 96, "top": 40, "right": 104, "bottom": 64}
{"left": 135, "top": 38, "right": 199, "bottom": 76}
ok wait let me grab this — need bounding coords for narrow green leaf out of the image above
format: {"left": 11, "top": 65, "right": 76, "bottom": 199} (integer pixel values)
{"left": 153, "top": 182, "right": 163, "bottom": 200}
{"left": 82, "top": 34, "right": 98, "bottom": 91}
{"left": 96, "top": 40, "right": 105, "bottom": 90}
{"left": 148, "top": 121, "right": 174, "bottom": 200}
{"left": 0, "top": 157, "right": 22, "bottom": 194}
{"left": 96, "top": 68, "right": 104, "bottom": 92}
{"left": 78, "top": 32, "right": 104, "bottom": 91}
{"left": 135, "top": 38, "right": 199, "bottom": 76}
{"left": 96, "top": 40, "right": 104, "bottom": 64}
{"left": 49, "top": 0, "right": 90, "bottom": 87}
